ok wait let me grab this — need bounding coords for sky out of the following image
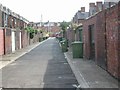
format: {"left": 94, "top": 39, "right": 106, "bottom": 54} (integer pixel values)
{"left": 0, "top": 0, "right": 104, "bottom": 22}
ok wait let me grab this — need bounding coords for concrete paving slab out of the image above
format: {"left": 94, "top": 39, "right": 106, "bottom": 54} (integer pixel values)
{"left": 64, "top": 50, "right": 119, "bottom": 88}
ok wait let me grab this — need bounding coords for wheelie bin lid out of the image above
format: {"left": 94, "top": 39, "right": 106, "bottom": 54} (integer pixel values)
{"left": 72, "top": 41, "right": 83, "bottom": 44}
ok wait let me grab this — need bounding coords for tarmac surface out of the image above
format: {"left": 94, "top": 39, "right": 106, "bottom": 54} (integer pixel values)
{"left": 0, "top": 37, "right": 78, "bottom": 89}
{"left": 0, "top": 37, "right": 119, "bottom": 89}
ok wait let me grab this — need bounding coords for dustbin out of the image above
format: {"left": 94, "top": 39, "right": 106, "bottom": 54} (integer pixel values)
{"left": 60, "top": 39, "right": 68, "bottom": 52}
{"left": 72, "top": 41, "right": 83, "bottom": 58}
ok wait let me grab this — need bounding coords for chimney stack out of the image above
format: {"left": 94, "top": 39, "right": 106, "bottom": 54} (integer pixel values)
{"left": 90, "top": 3, "right": 96, "bottom": 7}
{"left": 81, "top": 7, "right": 85, "bottom": 12}
{"left": 89, "top": 3, "right": 96, "bottom": 16}
{"left": 96, "top": 1, "right": 103, "bottom": 12}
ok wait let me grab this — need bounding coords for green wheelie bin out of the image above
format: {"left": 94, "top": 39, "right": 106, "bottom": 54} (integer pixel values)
{"left": 72, "top": 41, "right": 83, "bottom": 58}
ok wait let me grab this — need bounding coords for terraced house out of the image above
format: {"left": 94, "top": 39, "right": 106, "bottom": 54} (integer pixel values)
{"left": 0, "top": 4, "right": 30, "bottom": 56}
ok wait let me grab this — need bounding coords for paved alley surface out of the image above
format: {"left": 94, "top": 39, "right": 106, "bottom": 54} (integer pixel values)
{"left": 0, "top": 37, "right": 78, "bottom": 88}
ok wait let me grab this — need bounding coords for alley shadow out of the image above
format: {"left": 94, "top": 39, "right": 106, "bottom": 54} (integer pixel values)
{"left": 42, "top": 39, "right": 78, "bottom": 90}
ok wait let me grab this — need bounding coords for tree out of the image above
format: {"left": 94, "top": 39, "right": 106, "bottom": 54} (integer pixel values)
{"left": 60, "top": 21, "right": 70, "bottom": 38}
{"left": 25, "top": 27, "right": 35, "bottom": 39}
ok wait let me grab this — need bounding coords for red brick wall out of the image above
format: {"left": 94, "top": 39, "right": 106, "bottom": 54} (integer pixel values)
{"left": 0, "top": 29, "right": 4, "bottom": 55}
{"left": 118, "top": 23, "right": 120, "bottom": 80}
{"left": 83, "top": 16, "right": 96, "bottom": 60}
{"left": 83, "top": 11, "right": 107, "bottom": 69}
{"left": 118, "top": 2, "right": 120, "bottom": 80}
{"left": 4, "top": 28, "right": 12, "bottom": 54}
{"left": 95, "top": 11, "right": 107, "bottom": 69}
{"left": 21, "top": 30, "right": 29, "bottom": 48}
{"left": 48, "top": 26, "right": 60, "bottom": 37}
{"left": 51, "top": 26, "right": 60, "bottom": 33}
{"left": 66, "top": 29, "right": 75, "bottom": 46}
{"left": 83, "top": 2, "right": 120, "bottom": 79}
{"left": 106, "top": 3, "right": 119, "bottom": 79}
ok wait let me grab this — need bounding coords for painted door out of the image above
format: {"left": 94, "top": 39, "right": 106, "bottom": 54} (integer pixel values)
{"left": 11, "top": 31, "right": 15, "bottom": 52}
{"left": 19, "top": 32, "right": 22, "bottom": 49}
{"left": 0, "top": 29, "right": 4, "bottom": 55}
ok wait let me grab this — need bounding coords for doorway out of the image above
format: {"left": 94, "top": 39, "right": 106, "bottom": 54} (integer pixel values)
{"left": 89, "top": 24, "right": 95, "bottom": 60}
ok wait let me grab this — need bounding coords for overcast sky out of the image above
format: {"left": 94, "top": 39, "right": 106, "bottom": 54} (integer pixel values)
{"left": 0, "top": 0, "right": 104, "bottom": 22}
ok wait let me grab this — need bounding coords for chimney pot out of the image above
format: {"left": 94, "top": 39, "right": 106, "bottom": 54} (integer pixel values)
{"left": 89, "top": 3, "right": 96, "bottom": 7}
{"left": 96, "top": 1, "right": 103, "bottom": 11}
{"left": 81, "top": 7, "right": 85, "bottom": 12}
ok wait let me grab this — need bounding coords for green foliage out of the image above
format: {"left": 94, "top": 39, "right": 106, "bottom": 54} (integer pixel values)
{"left": 60, "top": 21, "right": 70, "bottom": 38}
{"left": 25, "top": 27, "right": 35, "bottom": 33}
{"left": 60, "top": 21, "right": 70, "bottom": 31}
{"left": 25, "top": 27, "right": 35, "bottom": 39}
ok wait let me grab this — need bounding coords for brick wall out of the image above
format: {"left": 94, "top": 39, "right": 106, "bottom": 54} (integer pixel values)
{"left": 118, "top": 2, "right": 120, "bottom": 80}
{"left": 0, "top": 29, "right": 4, "bottom": 55}
{"left": 8, "top": 15, "right": 12, "bottom": 28}
{"left": 47, "top": 26, "right": 61, "bottom": 37}
{"left": 66, "top": 28, "right": 75, "bottom": 46}
{"left": 83, "top": 15, "right": 96, "bottom": 60}
{"left": 83, "top": 2, "right": 120, "bottom": 79}
{"left": 4, "top": 28, "right": 12, "bottom": 54}
{"left": 95, "top": 11, "right": 107, "bottom": 70}
{"left": 118, "top": 23, "right": 120, "bottom": 80}
{"left": 21, "top": 30, "right": 29, "bottom": 48}
{"left": 106, "top": 3, "right": 120, "bottom": 79}
{"left": 83, "top": 10, "right": 107, "bottom": 70}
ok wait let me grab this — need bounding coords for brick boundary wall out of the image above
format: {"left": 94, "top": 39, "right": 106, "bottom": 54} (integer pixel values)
{"left": 0, "top": 29, "right": 4, "bottom": 55}
{"left": 21, "top": 30, "right": 29, "bottom": 48}
{"left": 106, "top": 2, "right": 120, "bottom": 79}
{"left": 66, "top": 29, "right": 75, "bottom": 47}
{"left": 118, "top": 2, "right": 120, "bottom": 80}
{"left": 4, "top": 28, "right": 12, "bottom": 54}
{"left": 83, "top": 15, "right": 96, "bottom": 60}
{"left": 95, "top": 10, "right": 107, "bottom": 70}
{"left": 83, "top": 2, "right": 120, "bottom": 79}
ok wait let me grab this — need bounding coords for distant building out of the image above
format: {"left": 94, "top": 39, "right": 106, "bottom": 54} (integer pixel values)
{"left": 104, "top": 2, "right": 117, "bottom": 9}
{"left": 72, "top": 7, "right": 89, "bottom": 24}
